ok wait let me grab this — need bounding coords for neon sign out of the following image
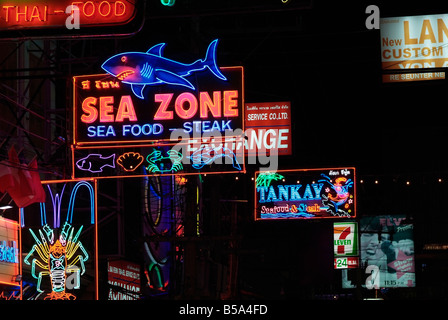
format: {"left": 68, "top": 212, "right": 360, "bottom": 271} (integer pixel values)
{"left": 101, "top": 39, "right": 227, "bottom": 99}
{"left": 73, "top": 39, "right": 242, "bottom": 146}
{"left": 24, "top": 222, "right": 89, "bottom": 300}
{"left": 73, "top": 69, "right": 243, "bottom": 145}
{"left": 72, "top": 143, "right": 244, "bottom": 179}
{"left": 0, "top": 0, "right": 137, "bottom": 31}
{"left": 72, "top": 40, "right": 245, "bottom": 179}
{"left": 254, "top": 168, "right": 356, "bottom": 220}
{"left": 22, "top": 180, "right": 97, "bottom": 300}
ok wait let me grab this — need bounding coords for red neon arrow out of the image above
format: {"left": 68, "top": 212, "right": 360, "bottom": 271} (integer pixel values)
{"left": 337, "top": 226, "right": 351, "bottom": 254}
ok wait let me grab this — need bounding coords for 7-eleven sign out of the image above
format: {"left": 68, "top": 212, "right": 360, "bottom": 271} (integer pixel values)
{"left": 334, "top": 222, "right": 358, "bottom": 256}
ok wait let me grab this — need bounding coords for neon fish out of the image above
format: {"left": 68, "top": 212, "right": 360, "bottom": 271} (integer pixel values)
{"left": 101, "top": 39, "right": 227, "bottom": 99}
{"left": 75, "top": 154, "right": 115, "bottom": 173}
{"left": 189, "top": 145, "right": 241, "bottom": 170}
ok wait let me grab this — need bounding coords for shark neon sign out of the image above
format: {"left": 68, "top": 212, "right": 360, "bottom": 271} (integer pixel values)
{"left": 101, "top": 39, "right": 227, "bottom": 99}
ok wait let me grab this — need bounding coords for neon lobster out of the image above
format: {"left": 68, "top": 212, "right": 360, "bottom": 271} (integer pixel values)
{"left": 24, "top": 181, "right": 94, "bottom": 300}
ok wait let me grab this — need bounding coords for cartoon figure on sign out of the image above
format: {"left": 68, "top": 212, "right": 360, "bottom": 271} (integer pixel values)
{"left": 23, "top": 181, "right": 94, "bottom": 300}
{"left": 101, "top": 39, "right": 227, "bottom": 99}
{"left": 319, "top": 174, "right": 354, "bottom": 217}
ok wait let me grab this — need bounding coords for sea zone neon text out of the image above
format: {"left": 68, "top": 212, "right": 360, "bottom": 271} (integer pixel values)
{"left": 80, "top": 90, "right": 240, "bottom": 138}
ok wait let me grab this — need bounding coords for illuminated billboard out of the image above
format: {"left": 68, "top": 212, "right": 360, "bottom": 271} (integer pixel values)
{"left": 244, "top": 101, "right": 291, "bottom": 156}
{"left": 360, "top": 215, "right": 415, "bottom": 288}
{"left": 73, "top": 69, "right": 243, "bottom": 145}
{"left": 71, "top": 40, "right": 245, "bottom": 178}
{"left": 0, "top": 0, "right": 143, "bottom": 39}
{"left": 73, "top": 39, "right": 243, "bottom": 146}
{"left": 21, "top": 180, "right": 98, "bottom": 300}
{"left": 254, "top": 168, "right": 356, "bottom": 220}
{"left": 0, "top": 217, "right": 20, "bottom": 287}
{"left": 381, "top": 14, "right": 447, "bottom": 82}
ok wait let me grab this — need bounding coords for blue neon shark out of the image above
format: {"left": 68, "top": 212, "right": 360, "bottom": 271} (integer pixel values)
{"left": 101, "top": 39, "right": 227, "bottom": 99}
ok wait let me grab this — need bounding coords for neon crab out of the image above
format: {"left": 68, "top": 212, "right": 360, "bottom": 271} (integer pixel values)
{"left": 146, "top": 149, "right": 183, "bottom": 173}
{"left": 319, "top": 174, "right": 354, "bottom": 216}
{"left": 23, "top": 181, "right": 94, "bottom": 300}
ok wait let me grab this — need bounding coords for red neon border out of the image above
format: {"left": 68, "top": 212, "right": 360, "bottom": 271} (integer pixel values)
{"left": 72, "top": 66, "right": 245, "bottom": 147}
{"left": 253, "top": 167, "right": 357, "bottom": 221}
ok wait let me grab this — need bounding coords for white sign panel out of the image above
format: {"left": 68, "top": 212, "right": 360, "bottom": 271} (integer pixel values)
{"left": 381, "top": 14, "right": 448, "bottom": 70}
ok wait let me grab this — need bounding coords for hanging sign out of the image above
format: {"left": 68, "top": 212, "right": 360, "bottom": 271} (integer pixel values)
{"left": 381, "top": 14, "right": 448, "bottom": 82}
{"left": 254, "top": 167, "right": 356, "bottom": 220}
{"left": 71, "top": 40, "right": 245, "bottom": 178}
{"left": 244, "top": 101, "right": 291, "bottom": 156}
{"left": 73, "top": 41, "right": 243, "bottom": 146}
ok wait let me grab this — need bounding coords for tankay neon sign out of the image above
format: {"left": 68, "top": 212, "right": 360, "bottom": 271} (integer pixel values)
{"left": 254, "top": 168, "right": 356, "bottom": 220}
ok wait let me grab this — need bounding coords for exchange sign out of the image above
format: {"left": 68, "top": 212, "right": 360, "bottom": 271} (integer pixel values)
{"left": 244, "top": 101, "right": 291, "bottom": 156}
